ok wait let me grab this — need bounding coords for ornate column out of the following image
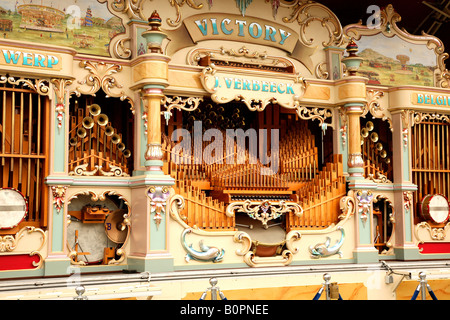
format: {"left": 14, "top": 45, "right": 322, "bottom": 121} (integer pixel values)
{"left": 128, "top": 11, "right": 175, "bottom": 272}
{"left": 44, "top": 79, "right": 72, "bottom": 276}
{"left": 390, "top": 109, "right": 419, "bottom": 259}
{"left": 341, "top": 40, "right": 378, "bottom": 263}
{"left": 342, "top": 40, "right": 365, "bottom": 182}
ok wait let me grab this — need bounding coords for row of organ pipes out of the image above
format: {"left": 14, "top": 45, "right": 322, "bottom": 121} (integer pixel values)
{"left": 162, "top": 102, "right": 347, "bottom": 232}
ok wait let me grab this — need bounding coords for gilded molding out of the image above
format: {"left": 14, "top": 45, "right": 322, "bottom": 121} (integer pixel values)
{"left": 100, "top": 0, "right": 146, "bottom": 21}
{"left": 73, "top": 60, "right": 135, "bottom": 114}
{"left": 167, "top": 0, "right": 203, "bottom": 27}
{"left": 282, "top": 1, "right": 345, "bottom": 47}
{"left": 415, "top": 221, "right": 450, "bottom": 244}
{"left": 0, "top": 75, "right": 50, "bottom": 96}
{"left": 0, "top": 226, "right": 46, "bottom": 253}
{"left": 161, "top": 96, "right": 203, "bottom": 125}
{"left": 364, "top": 90, "right": 392, "bottom": 131}
{"left": 226, "top": 200, "right": 303, "bottom": 228}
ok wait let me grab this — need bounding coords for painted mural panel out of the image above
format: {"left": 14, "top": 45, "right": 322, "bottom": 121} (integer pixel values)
{"left": 355, "top": 33, "right": 436, "bottom": 87}
{"left": 0, "top": 0, "right": 124, "bottom": 57}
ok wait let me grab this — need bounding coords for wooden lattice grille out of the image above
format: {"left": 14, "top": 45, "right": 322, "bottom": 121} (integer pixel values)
{"left": 0, "top": 82, "right": 49, "bottom": 231}
{"left": 411, "top": 118, "right": 450, "bottom": 211}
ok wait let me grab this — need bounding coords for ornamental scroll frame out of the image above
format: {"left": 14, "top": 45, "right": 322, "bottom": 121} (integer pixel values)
{"left": 70, "top": 60, "right": 136, "bottom": 114}
{"left": 363, "top": 89, "right": 393, "bottom": 131}
{"left": 66, "top": 190, "right": 131, "bottom": 266}
{"left": 343, "top": 4, "right": 450, "bottom": 88}
{"left": 280, "top": 0, "right": 346, "bottom": 48}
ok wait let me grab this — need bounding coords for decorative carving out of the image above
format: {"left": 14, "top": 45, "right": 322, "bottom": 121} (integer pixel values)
{"left": 243, "top": 248, "right": 293, "bottom": 267}
{"left": 113, "top": 37, "right": 133, "bottom": 59}
{"left": 147, "top": 186, "right": 171, "bottom": 229}
{"left": 309, "top": 226, "right": 345, "bottom": 259}
{"left": 367, "top": 172, "right": 392, "bottom": 184}
{"left": 315, "top": 62, "right": 329, "bottom": 80}
{"left": 282, "top": 1, "right": 345, "bottom": 47}
{"left": 167, "top": 0, "right": 203, "bottom": 27}
{"left": 234, "top": 231, "right": 252, "bottom": 256}
{"left": 73, "top": 60, "right": 135, "bottom": 114}
{"left": 51, "top": 186, "right": 68, "bottom": 213}
{"left": 181, "top": 228, "right": 225, "bottom": 263}
{"left": 96, "top": 165, "right": 130, "bottom": 177}
{"left": 295, "top": 105, "right": 333, "bottom": 129}
{"left": 102, "top": 0, "right": 146, "bottom": 21}
{"left": 161, "top": 96, "right": 203, "bottom": 125}
{"left": 415, "top": 221, "right": 450, "bottom": 243}
{"left": 413, "top": 112, "right": 450, "bottom": 125}
{"left": 0, "top": 76, "right": 50, "bottom": 96}
{"left": 0, "top": 226, "right": 46, "bottom": 253}
{"left": 226, "top": 200, "right": 303, "bottom": 228}
{"left": 403, "top": 191, "right": 413, "bottom": 212}
{"left": 188, "top": 46, "right": 296, "bottom": 72}
{"left": 69, "top": 163, "right": 99, "bottom": 176}
{"left": 51, "top": 78, "right": 73, "bottom": 130}
{"left": 364, "top": 90, "right": 392, "bottom": 131}
{"left": 356, "top": 190, "right": 373, "bottom": 226}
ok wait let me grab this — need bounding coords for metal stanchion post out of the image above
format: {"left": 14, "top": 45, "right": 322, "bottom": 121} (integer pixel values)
{"left": 199, "top": 278, "right": 227, "bottom": 300}
{"left": 74, "top": 285, "right": 88, "bottom": 300}
{"left": 411, "top": 272, "right": 438, "bottom": 300}
{"left": 313, "top": 273, "right": 342, "bottom": 300}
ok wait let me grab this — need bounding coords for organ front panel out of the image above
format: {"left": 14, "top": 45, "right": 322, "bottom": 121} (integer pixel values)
{"left": 162, "top": 101, "right": 347, "bottom": 234}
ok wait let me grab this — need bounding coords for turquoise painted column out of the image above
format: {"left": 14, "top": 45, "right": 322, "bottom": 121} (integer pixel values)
{"left": 391, "top": 110, "right": 420, "bottom": 260}
{"left": 44, "top": 79, "right": 72, "bottom": 276}
{"left": 127, "top": 11, "right": 175, "bottom": 273}
{"left": 341, "top": 40, "right": 379, "bottom": 263}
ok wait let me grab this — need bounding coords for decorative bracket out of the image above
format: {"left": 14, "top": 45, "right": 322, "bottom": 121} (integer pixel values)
{"left": 226, "top": 200, "right": 303, "bottom": 229}
{"left": 161, "top": 96, "right": 203, "bottom": 125}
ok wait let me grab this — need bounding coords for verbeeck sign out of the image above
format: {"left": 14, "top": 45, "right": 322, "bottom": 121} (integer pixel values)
{"left": 200, "top": 65, "right": 307, "bottom": 111}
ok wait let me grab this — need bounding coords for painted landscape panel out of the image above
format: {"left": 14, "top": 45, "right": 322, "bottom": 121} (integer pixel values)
{"left": 0, "top": 0, "right": 124, "bottom": 57}
{"left": 355, "top": 33, "right": 436, "bottom": 87}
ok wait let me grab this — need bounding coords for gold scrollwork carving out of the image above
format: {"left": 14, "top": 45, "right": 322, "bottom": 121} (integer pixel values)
{"left": 282, "top": 1, "right": 345, "bottom": 47}
{"left": 0, "top": 76, "right": 50, "bottom": 96}
{"left": 415, "top": 221, "right": 450, "bottom": 243}
{"left": 73, "top": 60, "right": 135, "bottom": 114}
{"left": 167, "top": 0, "right": 203, "bottom": 27}
{"left": 364, "top": 90, "right": 392, "bottom": 131}
{"left": 161, "top": 96, "right": 203, "bottom": 124}
{"left": 0, "top": 226, "right": 46, "bottom": 253}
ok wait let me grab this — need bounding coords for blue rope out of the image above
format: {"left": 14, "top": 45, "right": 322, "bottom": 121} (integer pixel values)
{"left": 313, "top": 287, "right": 323, "bottom": 300}
{"left": 411, "top": 285, "right": 421, "bottom": 300}
{"left": 427, "top": 285, "right": 438, "bottom": 300}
